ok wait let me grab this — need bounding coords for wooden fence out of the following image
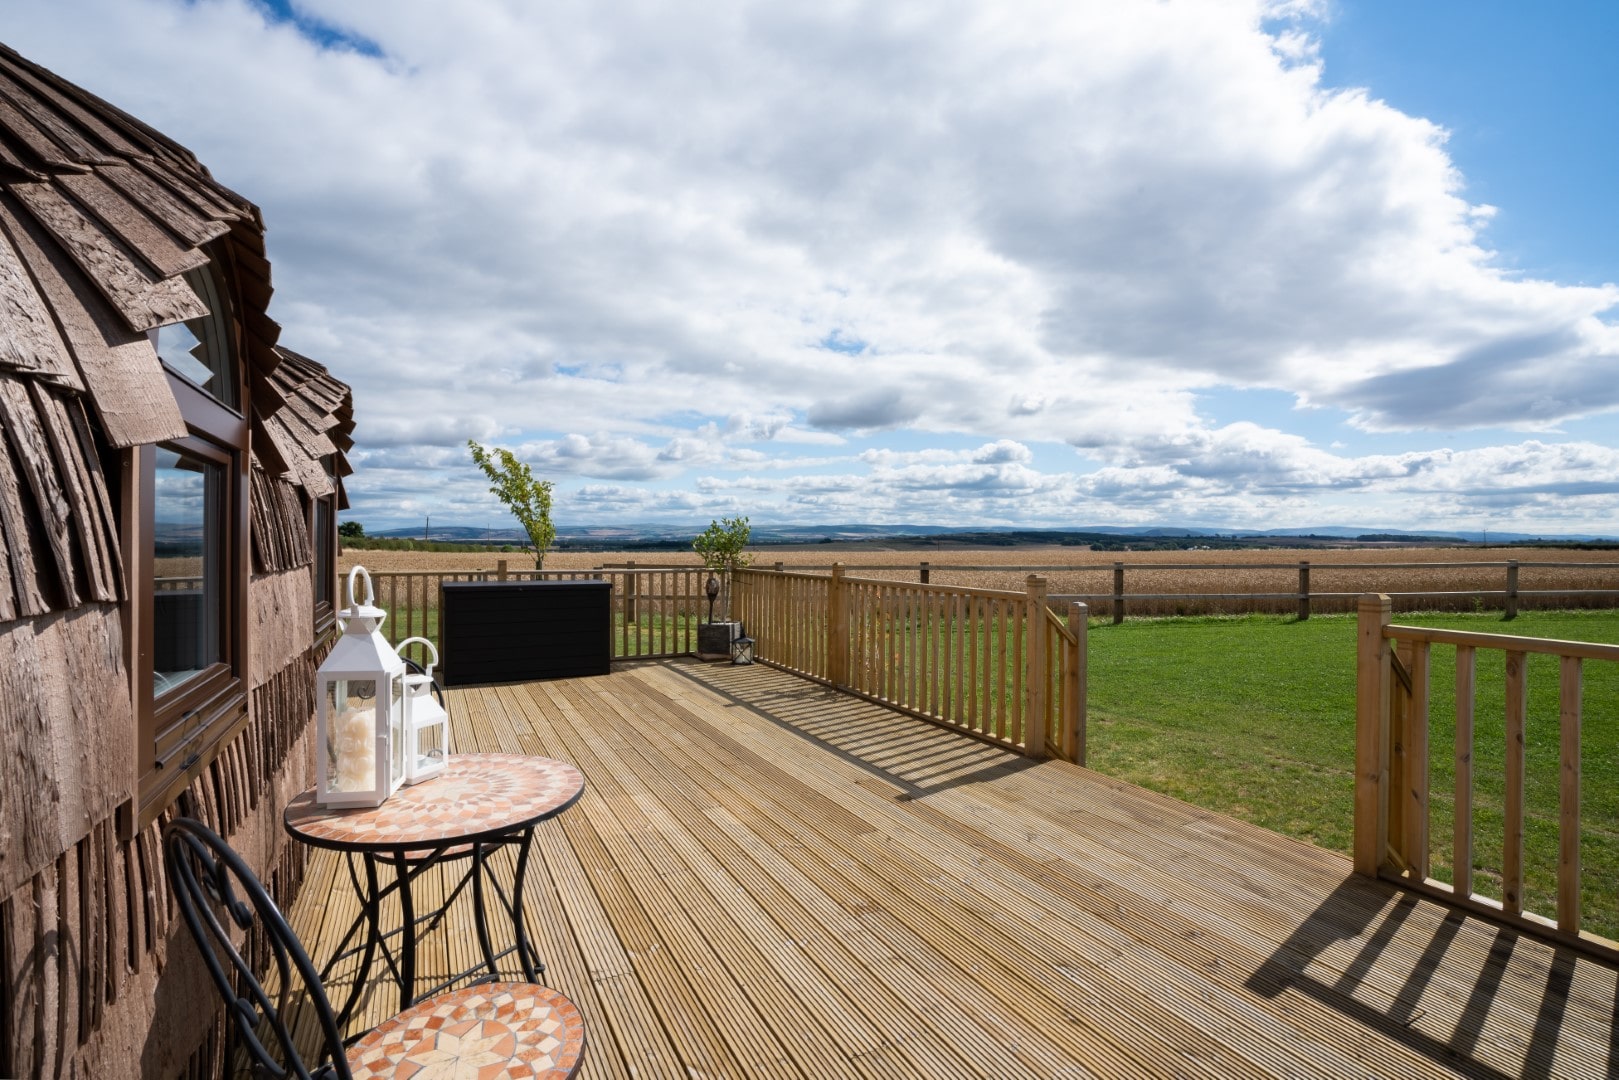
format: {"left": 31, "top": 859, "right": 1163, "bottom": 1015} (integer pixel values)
{"left": 371, "top": 561, "right": 709, "bottom": 661}
{"left": 1354, "top": 593, "right": 1618, "bottom": 962}
{"left": 735, "top": 566, "right": 1087, "bottom": 763}
{"left": 749, "top": 558, "right": 1619, "bottom": 621}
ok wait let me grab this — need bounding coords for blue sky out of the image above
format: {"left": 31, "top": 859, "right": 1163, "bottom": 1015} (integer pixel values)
{"left": 6, "top": 0, "right": 1617, "bottom": 535}
{"left": 1317, "top": 1, "right": 1617, "bottom": 287}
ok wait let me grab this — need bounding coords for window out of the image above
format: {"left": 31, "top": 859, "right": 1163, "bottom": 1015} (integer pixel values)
{"left": 130, "top": 245, "right": 250, "bottom": 827}
{"left": 313, "top": 463, "right": 337, "bottom": 632}
{"left": 152, "top": 443, "right": 225, "bottom": 694}
{"left": 153, "top": 263, "right": 239, "bottom": 410}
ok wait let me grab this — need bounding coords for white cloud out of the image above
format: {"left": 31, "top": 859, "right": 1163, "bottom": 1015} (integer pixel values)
{"left": 6, "top": 0, "right": 1614, "bottom": 533}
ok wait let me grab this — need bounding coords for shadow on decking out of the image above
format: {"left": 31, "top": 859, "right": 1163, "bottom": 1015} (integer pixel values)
{"left": 679, "top": 657, "right": 1617, "bottom": 1080}
{"left": 663, "top": 659, "right": 1044, "bottom": 801}
{"left": 1249, "top": 879, "right": 1609, "bottom": 1080}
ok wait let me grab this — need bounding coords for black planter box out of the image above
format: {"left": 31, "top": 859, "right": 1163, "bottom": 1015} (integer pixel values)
{"left": 440, "top": 580, "right": 612, "bottom": 686}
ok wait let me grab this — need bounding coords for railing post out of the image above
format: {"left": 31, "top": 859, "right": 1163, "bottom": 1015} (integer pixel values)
{"left": 775, "top": 561, "right": 784, "bottom": 573}
{"left": 497, "top": 558, "right": 508, "bottom": 582}
{"left": 919, "top": 560, "right": 930, "bottom": 585}
{"left": 1298, "top": 560, "right": 1310, "bottom": 621}
{"left": 1113, "top": 561, "right": 1125, "bottom": 624}
{"left": 1024, "top": 576, "right": 1049, "bottom": 758}
{"left": 828, "top": 564, "right": 848, "bottom": 687}
{"left": 1505, "top": 559, "right": 1519, "bottom": 619}
{"left": 1067, "top": 602, "right": 1087, "bottom": 765}
{"left": 624, "top": 560, "right": 637, "bottom": 625}
{"left": 1355, "top": 594, "right": 1392, "bottom": 877}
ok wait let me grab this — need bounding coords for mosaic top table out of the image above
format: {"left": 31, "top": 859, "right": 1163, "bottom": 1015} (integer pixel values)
{"left": 284, "top": 753, "right": 585, "bottom": 1026}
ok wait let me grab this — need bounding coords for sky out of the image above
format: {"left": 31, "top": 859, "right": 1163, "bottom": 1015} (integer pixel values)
{"left": 6, "top": 0, "right": 1617, "bottom": 535}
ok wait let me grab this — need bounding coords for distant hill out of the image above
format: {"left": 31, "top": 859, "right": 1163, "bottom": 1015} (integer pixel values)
{"left": 358, "top": 522, "right": 1618, "bottom": 548}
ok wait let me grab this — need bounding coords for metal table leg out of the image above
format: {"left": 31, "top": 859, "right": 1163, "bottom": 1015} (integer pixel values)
{"left": 394, "top": 850, "right": 417, "bottom": 1014}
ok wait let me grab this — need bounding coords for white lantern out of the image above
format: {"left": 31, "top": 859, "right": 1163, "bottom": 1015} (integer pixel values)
{"left": 314, "top": 567, "right": 407, "bottom": 807}
{"left": 395, "top": 636, "right": 449, "bottom": 785}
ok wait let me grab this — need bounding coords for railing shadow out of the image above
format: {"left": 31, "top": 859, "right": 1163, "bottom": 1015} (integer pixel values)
{"left": 664, "top": 658, "right": 1043, "bottom": 801}
{"left": 1244, "top": 875, "right": 1611, "bottom": 1080}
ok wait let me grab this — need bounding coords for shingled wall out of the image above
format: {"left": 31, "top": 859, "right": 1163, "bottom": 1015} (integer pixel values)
{"left": 0, "top": 42, "right": 354, "bottom": 1078}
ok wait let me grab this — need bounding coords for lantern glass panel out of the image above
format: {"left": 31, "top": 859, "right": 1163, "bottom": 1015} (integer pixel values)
{"left": 389, "top": 674, "right": 405, "bottom": 783}
{"left": 408, "top": 681, "right": 448, "bottom": 778}
{"left": 326, "top": 678, "right": 380, "bottom": 793}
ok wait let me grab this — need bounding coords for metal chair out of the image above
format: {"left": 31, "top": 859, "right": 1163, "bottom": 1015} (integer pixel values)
{"left": 163, "top": 817, "right": 585, "bottom": 1079}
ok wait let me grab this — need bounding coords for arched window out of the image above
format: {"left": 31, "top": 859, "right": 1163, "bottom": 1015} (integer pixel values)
{"left": 153, "top": 262, "right": 239, "bottom": 411}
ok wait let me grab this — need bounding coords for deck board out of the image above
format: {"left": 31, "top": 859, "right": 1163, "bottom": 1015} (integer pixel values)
{"left": 288, "top": 659, "right": 1618, "bottom": 1079}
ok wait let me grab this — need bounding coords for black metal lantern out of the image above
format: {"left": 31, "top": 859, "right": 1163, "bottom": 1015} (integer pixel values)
{"left": 705, "top": 573, "right": 720, "bottom": 623}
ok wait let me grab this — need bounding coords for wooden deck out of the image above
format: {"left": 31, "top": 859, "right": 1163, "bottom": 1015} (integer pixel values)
{"left": 288, "top": 659, "right": 1618, "bottom": 1079}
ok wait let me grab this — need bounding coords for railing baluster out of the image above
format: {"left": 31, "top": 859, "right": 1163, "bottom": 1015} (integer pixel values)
{"left": 909, "top": 588, "right": 919, "bottom": 712}
{"left": 984, "top": 599, "right": 997, "bottom": 744}
{"left": 967, "top": 595, "right": 978, "bottom": 730}
{"left": 1405, "top": 640, "right": 1431, "bottom": 881}
{"left": 1012, "top": 594, "right": 1026, "bottom": 749}
{"left": 1503, "top": 649, "right": 1528, "bottom": 915}
{"left": 1454, "top": 645, "right": 1475, "bottom": 901}
{"left": 955, "top": 592, "right": 966, "bottom": 728}
{"left": 1558, "top": 655, "right": 1582, "bottom": 934}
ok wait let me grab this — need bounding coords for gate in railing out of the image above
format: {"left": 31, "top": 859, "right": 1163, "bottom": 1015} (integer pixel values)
{"left": 736, "top": 565, "right": 1087, "bottom": 763}
{"left": 1354, "top": 593, "right": 1617, "bottom": 961}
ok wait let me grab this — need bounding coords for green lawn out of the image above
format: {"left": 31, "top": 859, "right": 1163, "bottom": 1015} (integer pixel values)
{"left": 1085, "top": 609, "right": 1619, "bottom": 941}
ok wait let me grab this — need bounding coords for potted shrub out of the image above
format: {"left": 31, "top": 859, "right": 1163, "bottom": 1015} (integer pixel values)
{"left": 693, "top": 516, "right": 752, "bottom": 659}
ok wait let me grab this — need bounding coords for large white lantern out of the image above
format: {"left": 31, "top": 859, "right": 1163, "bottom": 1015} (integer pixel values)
{"left": 314, "top": 566, "right": 407, "bottom": 807}
{"left": 395, "top": 636, "right": 449, "bottom": 785}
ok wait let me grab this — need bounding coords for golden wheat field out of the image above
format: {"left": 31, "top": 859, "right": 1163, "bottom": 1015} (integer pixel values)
{"left": 341, "top": 545, "right": 1619, "bottom": 617}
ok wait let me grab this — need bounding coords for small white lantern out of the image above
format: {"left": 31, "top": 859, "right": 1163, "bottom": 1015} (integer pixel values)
{"left": 314, "top": 567, "right": 407, "bottom": 807}
{"left": 395, "top": 636, "right": 449, "bottom": 785}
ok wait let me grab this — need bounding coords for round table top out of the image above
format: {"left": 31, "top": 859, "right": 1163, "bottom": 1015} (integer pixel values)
{"left": 284, "top": 753, "right": 585, "bottom": 852}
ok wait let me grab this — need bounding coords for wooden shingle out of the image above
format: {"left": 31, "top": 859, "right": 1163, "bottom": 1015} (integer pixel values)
{"left": 0, "top": 194, "right": 184, "bottom": 446}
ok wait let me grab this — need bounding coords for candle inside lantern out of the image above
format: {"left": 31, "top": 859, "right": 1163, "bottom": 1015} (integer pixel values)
{"left": 333, "top": 705, "right": 377, "bottom": 791}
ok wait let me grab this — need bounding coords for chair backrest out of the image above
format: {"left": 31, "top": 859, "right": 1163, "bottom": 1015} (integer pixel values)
{"left": 163, "top": 817, "right": 351, "bottom": 1080}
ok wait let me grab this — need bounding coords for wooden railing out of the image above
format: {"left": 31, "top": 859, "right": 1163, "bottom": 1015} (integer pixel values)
{"left": 1354, "top": 593, "right": 1618, "bottom": 961}
{"left": 736, "top": 565, "right": 1087, "bottom": 763}
{"left": 752, "top": 558, "right": 1619, "bottom": 621}
{"left": 371, "top": 562, "right": 709, "bottom": 661}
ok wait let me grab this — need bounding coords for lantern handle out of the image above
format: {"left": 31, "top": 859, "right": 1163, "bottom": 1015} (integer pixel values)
{"left": 346, "top": 565, "right": 375, "bottom": 609}
{"left": 395, "top": 636, "right": 438, "bottom": 679}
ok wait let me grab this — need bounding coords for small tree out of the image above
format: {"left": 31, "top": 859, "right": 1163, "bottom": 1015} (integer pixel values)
{"left": 338, "top": 521, "right": 365, "bottom": 540}
{"left": 467, "top": 440, "right": 556, "bottom": 569}
{"left": 692, "top": 516, "right": 753, "bottom": 621}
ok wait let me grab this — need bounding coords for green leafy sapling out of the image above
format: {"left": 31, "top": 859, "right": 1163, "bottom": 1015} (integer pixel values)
{"left": 467, "top": 440, "right": 556, "bottom": 569}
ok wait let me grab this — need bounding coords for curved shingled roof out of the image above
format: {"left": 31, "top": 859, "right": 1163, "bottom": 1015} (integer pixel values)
{"left": 0, "top": 41, "right": 352, "bottom": 618}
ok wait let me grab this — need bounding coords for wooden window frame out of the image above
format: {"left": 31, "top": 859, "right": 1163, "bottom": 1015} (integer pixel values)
{"left": 127, "top": 325, "right": 251, "bottom": 829}
{"left": 312, "top": 478, "right": 338, "bottom": 638}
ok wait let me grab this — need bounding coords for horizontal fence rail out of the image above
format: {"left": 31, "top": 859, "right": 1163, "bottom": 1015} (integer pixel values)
{"left": 736, "top": 566, "right": 1087, "bottom": 763}
{"left": 1355, "top": 593, "right": 1618, "bottom": 962}
{"left": 743, "top": 558, "right": 1619, "bottom": 622}
{"left": 370, "top": 561, "right": 709, "bottom": 666}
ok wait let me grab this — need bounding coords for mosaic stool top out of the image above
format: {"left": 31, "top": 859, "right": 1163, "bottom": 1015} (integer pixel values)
{"left": 347, "top": 981, "right": 585, "bottom": 1079}
{"left": 285, "top": 754, "right": 585, "bottom": 852}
